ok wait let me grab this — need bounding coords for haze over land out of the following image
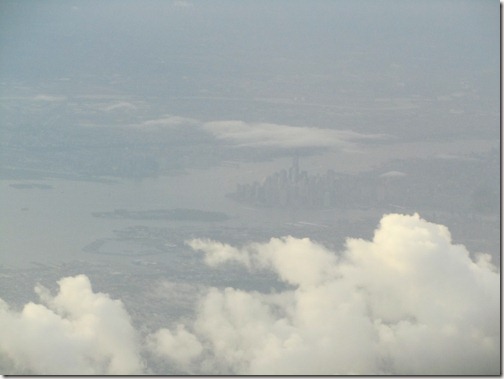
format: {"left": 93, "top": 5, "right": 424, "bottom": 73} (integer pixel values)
{"left": 0, "top": 0, "right": 499, "bottom": 375}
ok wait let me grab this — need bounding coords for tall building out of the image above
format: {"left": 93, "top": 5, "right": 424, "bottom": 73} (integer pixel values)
{"left": 292, "top": 155, "right": 299, "bottom": 182}
{"left": 230, "top": 155, "right": 344, "bottom": 209}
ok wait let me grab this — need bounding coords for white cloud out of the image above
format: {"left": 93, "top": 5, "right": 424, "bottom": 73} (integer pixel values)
{"left": 147, "top": 324, "right": 203, "bottom": 368}
{"left": 0, "top": 214, "right": 498, "bottom": 375}
{"left": 187, "top": 239, "right": 251, "bottom": 268}
{"left": 33, "top": 94, "right": 67, "bottom": 102}
{"left": 141, "top": 115, "right": 198, "bottom": 128}
{"left": 89, "top": 100, "right": 144, "bottom": 113}
{"left": 186, "top": 213, "right": 499, "bottom": 375}
{"left": 102, "top": 101, "right": 138, "bottom": 112}
{"left": 380, "top": 170, "right": 406, "bottom": 178}
{"left": 202, "top": 120, "right": 385, "bottom": 149}
{"left": 0, "top": 275, "right": 144, "bottom": 375}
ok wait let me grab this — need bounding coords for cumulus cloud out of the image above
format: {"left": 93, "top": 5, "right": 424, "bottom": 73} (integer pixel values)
{"left": 186, "top": 213, "right": 499, "bottom": 375}
{"left": 187, "top": 239, "right": 252, "bottom": 268}
{"left": 0, "top": 214, "right": 498, "bottom": 375}
{"left": 0, "top": 275, "right": 144, "bottom": 375}
{"left": 202, "top": 120, "right": 384, "bottom": 149}
{"left": 147, "top": 324, "right": 203, "bottom": 369}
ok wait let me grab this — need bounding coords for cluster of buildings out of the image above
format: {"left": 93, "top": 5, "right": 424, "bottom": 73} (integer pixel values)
{"left": 229, "top": 153, "right": 493, "bottom": 214}
{"left": 229, "top": 157, "right": 344, "bottom": 209}
{"left": 228, "top": 156, "right": 418, "bottom": 210}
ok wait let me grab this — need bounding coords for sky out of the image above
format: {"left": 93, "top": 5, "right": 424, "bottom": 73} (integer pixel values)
{"left": 0, "top": 0, "right": 498, "bottom": 88}
{"left": 0, "top": 0, "right": 500, "bottom": 375}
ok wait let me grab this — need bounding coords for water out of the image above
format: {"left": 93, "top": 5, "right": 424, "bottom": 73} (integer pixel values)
{"left": 0, "top": 161, "right": 307, "bottom": 268}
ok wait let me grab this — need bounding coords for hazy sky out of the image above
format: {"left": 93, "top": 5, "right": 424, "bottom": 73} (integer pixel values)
{"left": 0, "top": 0, "right": 499, "bottom": 87}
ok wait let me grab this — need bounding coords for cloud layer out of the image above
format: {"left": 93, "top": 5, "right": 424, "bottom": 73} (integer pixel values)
{"left": 202, "top": 120, "right": 384, "bottom": 149}
{"left": 0, "top": 214, "right": 499, "bottom": 375}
